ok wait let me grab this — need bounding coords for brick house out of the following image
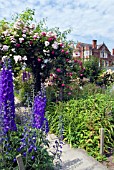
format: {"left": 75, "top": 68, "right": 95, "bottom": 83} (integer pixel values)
{"left": 73, "top": 40, "right": 114, "bottom": 67}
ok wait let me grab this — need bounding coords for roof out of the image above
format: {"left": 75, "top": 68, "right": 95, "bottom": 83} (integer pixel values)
{"left": 97, "top": 44, "right": 103, "bottom": 49}
{"left": 77, "top": 42, "right": 92, "bottom": 48}
{"left": 77, "top": 42, "right": 110, "bottom": 51}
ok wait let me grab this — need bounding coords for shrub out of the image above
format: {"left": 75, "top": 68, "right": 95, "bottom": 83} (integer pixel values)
{"left": 46, "top": 82, "right": 105, "bottom": 102}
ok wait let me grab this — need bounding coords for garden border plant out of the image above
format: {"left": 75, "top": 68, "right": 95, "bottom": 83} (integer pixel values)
{"left": 46, "top": 92, "right": 114, "bottom": 161}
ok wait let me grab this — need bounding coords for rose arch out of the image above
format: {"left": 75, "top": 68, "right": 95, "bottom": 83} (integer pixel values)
{"left": 0, "top": 9, "right": 84, "bottom": 100}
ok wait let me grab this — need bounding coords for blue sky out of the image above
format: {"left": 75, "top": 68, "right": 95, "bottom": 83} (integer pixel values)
{"left": 0, "top": 0, "right": 114, "bottom": 52}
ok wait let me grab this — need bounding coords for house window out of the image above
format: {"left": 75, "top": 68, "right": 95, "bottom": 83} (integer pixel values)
{"left": 105, "top": 61, "right": 109, "bottom": 66}
{"left": 84, "top": 51, "right": 89, "bottom": 57}
{"left": 100, "top": 50, "right": 107, "bottom": 58}
{"left": 89, "top": 50, "right": 92, "bottom": 55}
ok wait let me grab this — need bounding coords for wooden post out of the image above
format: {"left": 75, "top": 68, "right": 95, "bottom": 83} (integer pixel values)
{"left": 16, "top": 154, "right": 25, "bottom": 170}
{"left": 100, "top": 128, "right": 104, "bottom": 155}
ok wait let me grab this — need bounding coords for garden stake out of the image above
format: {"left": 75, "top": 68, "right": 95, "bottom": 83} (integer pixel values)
{"left": 100, "top": 128, "right": 104, "bottom": 155}
{"left": 16, "top": 154, "right": 25, "bottom": 170}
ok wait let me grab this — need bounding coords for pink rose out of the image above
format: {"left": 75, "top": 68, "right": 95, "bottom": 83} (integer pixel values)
{"left": 38, "top": 58, "right": 41, "bottom": 62}
{"left": 50, "top": 73, "right": 53, "bottom": 77}
{"left": 16, "top": 44, "right": 20, "bottom": 48}
{"left": 61, "top": 49, "right": 64, "bottom": 53}
{"left": 66, "top": 59, "right": 69, "bottom": 62}
{"left": 41, "top": 32, "right": 46, "bottom": 36}
{"left": 74, "top": 59, "right": 78, "bottom": 63}
{"left": 48, "top": 37, "right": 53, "bottom": 42}
{"left": 59, "top": 43, "right": 63, "bottom": 47}
{"left": 56, "top": 68, "right": 61, "bottom": 72}
{"left": 51, "top": 51, "right": 55, "bottom": 55}
{"left": 69, "top": 72, "right": 73, "bottom": 76}
{"left": 61, "top": 83, "right": 65, "bottom": 87}
{"left": 65, "top": 51, "right": 69, "bottom": 55}
{"left": 68, "top": 92, "right": 71, "bottom": 95}
{"left": 80, "top": 74, "right": 83, "bottom": 77}
{"left": 30, "top": 41, "right": 33, "bottom": 45}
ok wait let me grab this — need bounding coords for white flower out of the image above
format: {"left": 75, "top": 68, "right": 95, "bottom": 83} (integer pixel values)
{"left": 29, "top": 24, "right": 35, "bottom": 29}
{"left": 10, "top": 36, "right": 16, "bottom": 43}
{"left": 29, "top": 31, "right": 33, "bottom": 35}
{"left": 23, "top": 56, "right": 27, "bottom": 60}
{"left": 2, "top": 45, "right": 9, "bottom": 51}
{"left": 43, "top": 49, "right": 50, "bottom": 53}
{"left": 19, "top": 37, "right": 24, "bottom": 43}
{"left": 43, "top": 49, "right": 50, "bottom": 55}
{"left": 13, "top": 20, "right": 24, "bottom": 29}
{"left": 2, "top": 56, "right": 7, "bottom": 62}
{"left": 47, "top": 31, "right": 57, "bottom": 38}
{"left": 45, "top": 41, "right": 50, "bottom": 47}
{"left": 11, "top": 48, "right": 16, "bottom": 52}
{"left": 79, "top": 86, "right": 83, "bottom": 90}
{"left": 22, "top": 29, "right": 27, "bottom": 33}
{"left": 52, "top": 42, "right": 58, "bottom": 49}
{"left": 3, "top": 30, "right": 9, "bottom": 36}
{"left": 33, "top": 33, "right": 39, "bottom": 39}
{"left": 11, "top": 40, "right": 16, "bottom": 43}
{"left": 14, "top": 55, "right": 21, "bottom": 63}
{"left": 22, "top": 34, "right": 26, "bottom": 38}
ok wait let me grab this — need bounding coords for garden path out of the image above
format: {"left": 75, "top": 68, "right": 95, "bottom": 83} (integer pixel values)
{"left": 47, "top": 133, "right": 109, "bottom": 170}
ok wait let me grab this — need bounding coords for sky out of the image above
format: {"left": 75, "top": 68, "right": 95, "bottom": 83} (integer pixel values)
{"left": 0, "top": 0, "right": 114, "bottom": 52}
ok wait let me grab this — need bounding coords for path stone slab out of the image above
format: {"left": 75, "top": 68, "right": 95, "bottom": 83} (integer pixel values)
{"left": 47, "top": 134, "right": 108, "bottom": 170}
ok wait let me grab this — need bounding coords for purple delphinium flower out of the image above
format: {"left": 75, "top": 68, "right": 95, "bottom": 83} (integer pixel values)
{"left": 22, "top": 71, "right": 31, "bottom": 82}
{"left": 22, "top": 71, "right": 27, "bottom": 82}
{"left": 43, "top": 118, "right": 49, "bottom": 134}
{"left": 32, "top": 91, "right": 47, "bottom": 129}
{"left": 0, "top": 64, "right": 17, "bottom": 133}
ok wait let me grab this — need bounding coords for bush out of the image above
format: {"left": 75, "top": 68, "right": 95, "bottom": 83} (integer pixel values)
{"left": 46, "top": 93, "right": 114, "bottom": 161}
{"left": 83, "top": 56, "right": 102, "bottom": 83}
{"left": 46, "top": 82, "right": 105, "bottom": 102}
{"left": 0, "top": 124, "right": 54, "bottom": 170}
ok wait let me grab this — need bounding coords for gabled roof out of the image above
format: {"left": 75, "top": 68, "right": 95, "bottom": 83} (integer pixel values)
{"left": 77, "top": 42, "right": 111, "bottom": 53}
{"left": 97, "top": 44, "right": 103, "bottom": 49}
{"left": 97, "top": 43, "right": 111, "bottom": 53}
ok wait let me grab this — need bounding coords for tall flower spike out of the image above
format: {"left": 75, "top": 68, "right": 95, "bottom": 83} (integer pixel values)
{"left": 0, "top": 62, "right": 17, "bottom": 133}
{"left": 32, "top": 91, "right": 47, "bottom": 130}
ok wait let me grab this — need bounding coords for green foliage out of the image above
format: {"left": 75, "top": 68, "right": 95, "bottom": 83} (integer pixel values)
{"left": 0, "top": 124, "right": 54, "bottom": 170}
{"left": 46, "top": 93, "right": 114, "bottom": 161}
{"left": 14, "top": 69, "right": 33, "bottom": 104}
{"left": 46, "top": 82, "right": 105, "bottom": 102}
{"left": 84, "top": 56, "right": 102, "bottom": 83}
{"left": 96, "top": 70, "right": 114, "bottom": 87}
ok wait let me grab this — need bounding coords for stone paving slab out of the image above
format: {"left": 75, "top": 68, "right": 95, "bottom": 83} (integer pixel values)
{"left": 47, "top": 134, "right": 109, "bottom": 170}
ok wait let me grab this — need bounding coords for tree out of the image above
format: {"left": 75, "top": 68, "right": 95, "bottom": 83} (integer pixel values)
{"left": 83, "top": 56, "right": 102, "bottom": 83}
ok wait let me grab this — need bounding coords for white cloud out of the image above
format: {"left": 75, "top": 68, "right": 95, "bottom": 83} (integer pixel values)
{"left": 0, "top": 0, "right": 114, "bottom": 51}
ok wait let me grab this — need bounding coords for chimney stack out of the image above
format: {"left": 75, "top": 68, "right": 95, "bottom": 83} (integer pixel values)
{"left": 92, "top": 40, "right": 97, "bottom": 49}
{"left": 112, "top": 49, "right": 114, "bottom": 55}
